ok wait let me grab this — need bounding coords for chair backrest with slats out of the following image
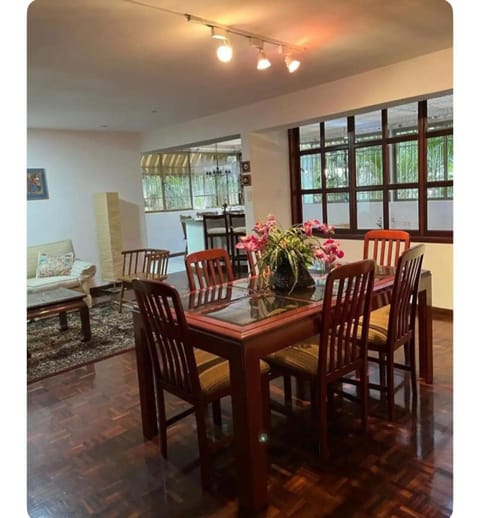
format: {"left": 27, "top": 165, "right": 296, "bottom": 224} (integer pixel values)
{"left": 246, "top": 249, "right": 263, "bottom": 277}
{"left": 363, "top": 229, "right": 411, "bottom": 267}
{"left": 319, "top": 259, "right": 376, "bottom": 378}
{"left": 133, "top": 279, "right": 201, "bottom": 400}
{"left": 202, "top": 213, "right": 229, "bottom": 249}
{"left": 145, "top": 250, "right": 169, "bottom": 279}
{"left": 121, "top": 248, "right": 169, "bottom": 279}
{"left": 185, "top": 248, "right": 234, "bottom": 291}
{"left": 386, "top": 244, "right": 425, "bottom": 349}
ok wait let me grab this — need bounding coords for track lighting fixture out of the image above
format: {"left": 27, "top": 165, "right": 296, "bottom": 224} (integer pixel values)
{"left": 257, "top": 50, "right": 271, "bottom": 70}
{"left": 216, "top": 38, "right": 233, "bottom": 63}
{"left": 185, "top": 13, "right": 304, "bottom": 73}
{"left": 123, "top": 5, "right": 304, "bottom": 72}
{"left": 210, "top": 26, "right": 227, "bottom": 40}
{"left": 250, "top": 38, "right": 271, "bottom": 71}
{"left": 285, "top": 55, "right": 301, "bottom": 73}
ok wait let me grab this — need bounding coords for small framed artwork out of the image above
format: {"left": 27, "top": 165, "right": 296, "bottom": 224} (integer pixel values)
{"left": 241, "top": 160, "right": 251, "bottom": 173}
{"left": 240, "top": 173, "right": 251, "bottom": 186}
{"left": 27, "top": 168, "right": 49, "bottom": 200}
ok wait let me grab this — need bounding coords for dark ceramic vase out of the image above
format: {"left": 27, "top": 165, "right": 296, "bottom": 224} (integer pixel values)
{"left": 272, "top": 260, "right": 315, "bottom": 292}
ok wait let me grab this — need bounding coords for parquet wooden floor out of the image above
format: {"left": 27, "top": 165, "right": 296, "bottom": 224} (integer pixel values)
{"left": 27, "top": 300, "right": 453, "bottom": 517}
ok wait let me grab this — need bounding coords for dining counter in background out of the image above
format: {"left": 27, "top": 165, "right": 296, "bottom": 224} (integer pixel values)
{"left": 184, "top": 207, "right": 245, "bottom": 254}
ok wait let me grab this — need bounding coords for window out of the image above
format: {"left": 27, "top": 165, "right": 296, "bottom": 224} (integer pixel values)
{"left": 141, "top": 150, "right": 242, "bottom": 212}
{"left": 289, "top": 94, "right": 453, "bottom": 242}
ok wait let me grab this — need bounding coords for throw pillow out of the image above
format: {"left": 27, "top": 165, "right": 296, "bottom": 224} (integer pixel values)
{"left": 36, "top": 252, "right": 74, "bottom": 278}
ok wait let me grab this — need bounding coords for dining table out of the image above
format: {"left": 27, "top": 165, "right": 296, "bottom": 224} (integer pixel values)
{"left": 132, "top": 267, "right": 433, "bottom": 513}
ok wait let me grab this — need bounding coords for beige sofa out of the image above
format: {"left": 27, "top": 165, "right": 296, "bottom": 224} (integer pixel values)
{"left": 27, "top": 239, "right": 96, "bottom": 307}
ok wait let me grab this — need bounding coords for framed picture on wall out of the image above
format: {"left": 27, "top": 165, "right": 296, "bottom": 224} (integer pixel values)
{"left": 241, "top": 160, "right": 251, "bottom": 173}
{"left": 27, "top": 168, "right": 49, "bottom": 200}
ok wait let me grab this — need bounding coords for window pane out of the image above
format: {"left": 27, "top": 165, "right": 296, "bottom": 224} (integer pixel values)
{"left": 143, "top": 150, "right": 242, "bottom": 213}
{"left": 325, "top": 150, "right": 348, "bottom": 188}
{"left": 427, "top": 190, "right": 453, "bottom": 230}
{"left": 326, "top": 192, "right": 349, "bottom": 228}
{"left": 427, "top": 135, "right": 453, "bottom": 181}
{"left": 325, "top": 118, "right": 348, "bottom": 146}
{"left": 388, "top": 189, "right": 418, "bottom": 230}
{"left": 388, "top": 141, "right": 418, "bottom": 183}
{"left": 301, "top": 154, "right": 322, "bottom": 189}
{"left": 355, "top": 110, "right": 382, "bottom": 143}
{"left": 357, "top": 190, "right": 383, "bottom": 229}
{"left": 302, "top": 193, "right": 323, "bottom": 222}
{"left": 427, "top": 94, "right": 453, "bottom": 131}
{"left": 299, "top": 123, "right": 320, "bottom": 150}
{"left": 388, "top": 102, "right": 418, "bottom": 136}
{"left": 164, "top": 173, "right": 191, "bottom": 210}
{"left": 143, "top": 174, "right": 164, "bottom": 212}
{"left": 356, "top": 146, "right": 382, "bottom": 186}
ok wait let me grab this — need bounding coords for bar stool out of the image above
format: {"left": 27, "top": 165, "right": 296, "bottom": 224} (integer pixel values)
{"left": 202, "top": 213, "right": 230, "bottom": 252}
{"left": 228, "top": 212, "right": 246, "bottom": 274}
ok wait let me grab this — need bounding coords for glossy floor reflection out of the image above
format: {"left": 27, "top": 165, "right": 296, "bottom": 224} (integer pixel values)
{"left": 27, "top": 314, "right": 452, "bottom": 517}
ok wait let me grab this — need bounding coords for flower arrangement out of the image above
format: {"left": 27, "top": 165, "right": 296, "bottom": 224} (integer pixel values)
{"left": 236, "top": 215, "right": 344, "bottom": 288}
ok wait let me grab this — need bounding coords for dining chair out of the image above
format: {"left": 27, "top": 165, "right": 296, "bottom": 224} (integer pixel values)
{"left": 228, "top": 212, "right": 247, "bottom": 274}
{"left": 266, "top": 259, "right": 376, "bottom": 459}
{"left": 118, "top": 248, "right": 169, "bottom": 313}
{"left": 133, "top": 278, "right": 271, "bottom": 488}
{"left": 363, "top": 229, "right": 411, "bottom": 267}
{"left": 246, "top": 249, "right": 263, "bottom": 277}
{"left": 185, "top": 248, "right": 234, "bottom": 291}
{"left": 202, "top": 213, "right": 230, "bottom": 252}
{"left": 364, "top": 243, "right": 425, "bottom": 420}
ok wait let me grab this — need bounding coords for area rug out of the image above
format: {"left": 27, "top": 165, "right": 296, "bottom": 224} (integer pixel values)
{"left": 27, "top": 301, "right": 135, "bottom": 383}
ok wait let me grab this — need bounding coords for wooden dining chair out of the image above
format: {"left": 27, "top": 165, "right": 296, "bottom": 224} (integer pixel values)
{"left": 246, "top": 249, "right": 263, "bottom": 277}
{"left": 364, "top": 244, "right": 425, "bottom": 420}
{"left": 266, "top": 259, "right": 376, "bottom": 459}
{"left": 118, "top": 248, "right": 169, "bottom": 312}
{"left": 185, "top": 248, "right": 234, "bottom": 291}
{"left": 363, "top": 229, "right": 411, "bottom": 267}
{"left": 133, "top": 278, "right": 270, "bottom": 488}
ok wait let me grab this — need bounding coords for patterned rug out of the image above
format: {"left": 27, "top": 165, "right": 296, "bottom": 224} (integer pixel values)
{"left": 27, "top": 301, "right": 135, "bottom": 383}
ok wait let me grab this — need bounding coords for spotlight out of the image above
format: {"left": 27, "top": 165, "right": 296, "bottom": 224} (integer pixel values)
{"left": 216, "top": 38, "right": 233, "bottom": 63}
{"left": 257, "top": 50, "right": 271, "bottom": 70}
{"left": 285, "top": 55, "right": 301, "bottom": 73}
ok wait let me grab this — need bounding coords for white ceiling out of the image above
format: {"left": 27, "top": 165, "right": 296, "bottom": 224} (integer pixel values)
{"left": 27, "top": 0, "right": 452, "bottom": 133}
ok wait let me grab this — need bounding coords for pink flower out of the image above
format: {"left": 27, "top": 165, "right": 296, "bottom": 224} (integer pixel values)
{"left": 236, "top": 215, "right": 343, "bottom": 274}
{"left": 317, "top": 223, "right": 335, "bottom": 235}
{"left": 302, "top": 219, "right": 321, "bottom": 236}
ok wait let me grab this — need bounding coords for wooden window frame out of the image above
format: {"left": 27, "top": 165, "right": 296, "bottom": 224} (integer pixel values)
{"left": 289, "top": 98, "right": 453, "bottom": 244}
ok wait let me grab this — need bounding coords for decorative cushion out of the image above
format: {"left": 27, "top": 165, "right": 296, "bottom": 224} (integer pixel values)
{"left": 267, "top": 332, "right": 362, "bottom": 376}
{"left": 365, "top": 305, "right": 390, "bottom": 347}
{"left": 195, "top": 349, "right": 270, "bottom": 396}
{"left": 36, "top": 252, "right": 74, "bottom": 278}
{"left": 267, "top": 338, "right": 320, "bottom": 377}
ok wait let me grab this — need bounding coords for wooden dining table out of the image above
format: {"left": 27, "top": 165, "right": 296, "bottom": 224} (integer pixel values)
{"left": 132, "top": 268, "right": 433, "bottom": 513}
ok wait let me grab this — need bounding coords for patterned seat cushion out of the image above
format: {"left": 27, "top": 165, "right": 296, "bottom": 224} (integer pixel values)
{"left": 194, "top": 349, "right": 270, "bottom": 396}
{"left": 267, "top": 331, "right": 363, "bottom": 377}
{"left": 267, "top": 336, "right": 320, "bottom": 377}
{"left": 365, "top": 305, "right": 390, "bottom": 347}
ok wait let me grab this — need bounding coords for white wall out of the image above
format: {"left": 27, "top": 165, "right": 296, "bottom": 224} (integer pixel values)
{"left": 338, "top": 239, "right": 453, "bottom": 311}
{"left": 145, "top": 209, "right": 196, "bottom": 255}
{"left": 27, "top": 129, "right": 146, "bottom": 285}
